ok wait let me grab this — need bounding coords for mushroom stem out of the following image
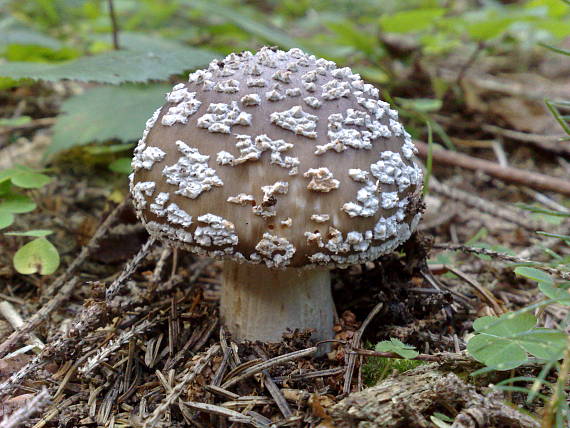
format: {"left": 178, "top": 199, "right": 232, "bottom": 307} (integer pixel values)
{"left": 221, "top": 260, "right": 334, "bottom": 345}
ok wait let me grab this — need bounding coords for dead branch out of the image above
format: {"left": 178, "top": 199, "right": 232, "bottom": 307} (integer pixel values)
{"left": 433, "top": 243, "right": 570, "bottom": 280}
{"left": 0, "top": 388, "right": 50, "bottom": 428}
{"left": 481, "top": 124, "right": 570, "bottom": 156}
{"left": 416, "top": 141, "right": 570, "bottom": 196}
{"left": 427, "top": 178, "right": 545, "bottom": 231}
{"left": 143, "top": 344, "right": 220, "bottom": 428}
{"left": 221, "top": 347, "right": 317, "bottom": 390}
{"left": 330, "top": 363, "right": 540, "bottom": 428}
{"left": 0, "top": 279, "right": 77, "bottom": 359}
{"left": 343, "top": 302, "right": 384, "bottom": 395}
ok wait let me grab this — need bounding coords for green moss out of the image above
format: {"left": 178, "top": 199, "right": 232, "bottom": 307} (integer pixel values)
{"left": 362, "top": 355, "right": 426, "bottom": 386}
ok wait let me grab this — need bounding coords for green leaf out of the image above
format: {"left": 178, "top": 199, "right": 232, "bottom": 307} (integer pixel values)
{"left": 516, "top": 203, "right": 570, "bottom": 217}
{"left": 0, "top": 27, "right": 62, "bottom": 49}
{"left": 396, "top": 97, "right": 442, "bottom": 113}
{"left": 84, "top": 143, "right": 134, "bottom": 155}
{"left": 375, "top": 338, "right": 419, "bottom": 359}
{"left": 0, "top": 116, "right": 32, "bottom": 127}
{"left": 48, "top": 84, "right": 170, "bottom": 155}
{"left": 0, "top": 212, "right": 14, "bottom": 229}
{"left": 109, "top": 157, "right": 133, "bottom": 174}
{"left": 188, "top": 0, "right": 301, "bottom": 50}
{"left": 538, "top": 282, "right": 570, "bottom": 305}
{"left": 537, "top": 231, "right": 570, "bottom": 242}
{"left": 5, "top": 229, "right": 53, "bottom": 237}
{"left": 0, "top": 166, "right": 51, "bottom": 189}
{"left": 379, "top": 9, "right": 446, "bottom": 33}
{"left": 517, "top": 329, "right": 567, "bottom": 360}
{"left": 10, "top": 171, "right": 52, "bottom": 189}
{"left": 467, "top": 334, "right": 528, "bottom": 370}
{"left": 473, "top": 312, "right": 537, "bottom": 336}
{"left": 13, "top": 238, "right": 60, "bottom": 275}
{"left": 514, "top": 267, "right": 553, "bottom": 285}
{"left": 0, "top": 194, "right": 36, "bottom": 213}
{"left": 465, "top": 17, "right": 517, "bottom": 41}
{"left": 0, "top": 48, "right": 216, "bottom": 84}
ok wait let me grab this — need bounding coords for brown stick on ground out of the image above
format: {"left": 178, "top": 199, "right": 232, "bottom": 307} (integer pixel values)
{"left": 415, "top": 141, "right": 570, "bottom": 196}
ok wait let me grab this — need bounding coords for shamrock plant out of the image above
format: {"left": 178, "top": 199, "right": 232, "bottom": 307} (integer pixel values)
{"left": 0, "top": 166, "right": 60, "bottom": 275}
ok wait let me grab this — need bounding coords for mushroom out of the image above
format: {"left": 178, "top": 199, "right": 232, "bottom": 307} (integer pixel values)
{"left": 130, "top": 47, "right": 423, "bottom": 346}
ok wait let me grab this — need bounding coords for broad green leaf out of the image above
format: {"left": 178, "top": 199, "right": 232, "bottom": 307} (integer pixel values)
{"left": 13, "top": 238, "right": 60, "bottom": 275}
{"left": 352, "top": 66, "right": 389, "bottom": 84}
{"left": 188, "top": 0, "right": 301, "bottom": 50}
{"left": 325, "top": 20, "right": 377, "bottom": 55}
{"left": 0, "top": 28, "right": 62, "bottom": 49}
{"left": 375, "top": 338, "right": 419, "bottom": 359}
{"left": 517, "top": 329, "right": 567, "bottom": 360}
{"left": 473, "top": 312, "right": 537, "bottom": 336}
{"left": 0, "top": 181, "right": 10, "bottom": 196}
{"left": 10, "top": 171, "right": 52, "bottom": 189}
{"left": 5, "top": 229, "right": 53, "bottom": 237}
{"left": 0, "top": 48, "right": 216, "bottom": 84}
{"left": 514, "top": 267, "right": 553, "bottom": 285}
{"left": 538, "top": 282, "right": 570, "bottom": 305}
{"left": 0, "top": 194, "right": 36, "bottom": 213}
{"left": 379, "top": 9, "right": 446, "bottom": 33}
{"left": 467, "top": 334, "right": 528, "bottom": 370}
{"left": 465, "top": 17, "right": 517, "bottom": 41}
{"left": 109, "top": 157, "right": 133, "bottom": 174}
{"left": 48, "top": 84, "right": 170, "bottom": 155}
{"left": 0, "top": 212, "right": 14, "bottom": 229}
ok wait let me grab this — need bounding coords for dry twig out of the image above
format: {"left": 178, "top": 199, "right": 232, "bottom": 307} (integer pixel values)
{"left": 0, "top": 279, "right": 77, "bottom": 358}
{"left": 0, "top": 389, "right": 50, "bottom": 428}
{"left": 416, "top": 141, "right": 570, "bottom": 195}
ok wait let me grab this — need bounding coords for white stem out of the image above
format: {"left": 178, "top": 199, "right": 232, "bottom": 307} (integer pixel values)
{"left": 220, "top": 261, "right": 334, "bottom": 345}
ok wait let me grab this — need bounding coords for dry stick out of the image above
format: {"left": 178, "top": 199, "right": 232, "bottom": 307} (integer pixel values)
{"left": 260, "top": 372, "right": 293, "bottom": 419}
{"left": 107, "top": 0, "right": 120, "bottom": 50}
{"left": 105, "top": 237, "right": 156, "bottom": 300}
{"left": 428, "top": 178, "right": 544, "bottom": 231}
{"left": 221, "top": 347, "right": 317, "bottom": 390}
{"left": 253, "top": 346, "right": 293, "bottom": 419}
{"left": 43, "top": 198, "right": 130, "bottom": 297}
{"left": 0, "top": 279, "right": 77, "bottom": 359}
{"left": 353, "top": 348, "right": 544, "bottom": 370}
{"left": 79, "top": 319, "right": 156, "bottom": 376}
{"left": 272, "top": 367, "right": 345, "bottom": 384}
{"left": 0, "top": 388, "right": 50, "bottom": 428}
{"left": 482, "top": 124, "right": 570, "bottom": 156}
{"left": 143, "top": 344, "right": 220, "bottom": 428}
{"left": 179, "top": 401, "right": 266, "bottom": 427}
{"left": 415, "top": 140, "right": 570, "bottom": 196}
{"left": 433, "top": 243, "right": 570, "bottom": 281}
{"left": 342, "top": 302, "right": 384, "bottom": 395}
{"left": 444, "top": 265, "right": 504, "bottom": 315}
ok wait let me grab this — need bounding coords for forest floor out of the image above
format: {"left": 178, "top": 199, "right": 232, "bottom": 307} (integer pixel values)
{"left": 0, "top": 42, "right": 569, "bottom": 428}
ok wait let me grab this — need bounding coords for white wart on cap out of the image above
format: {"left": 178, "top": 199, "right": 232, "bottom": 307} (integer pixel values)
{"left": 130, "top": 47, "right": 423, "bottom": 269}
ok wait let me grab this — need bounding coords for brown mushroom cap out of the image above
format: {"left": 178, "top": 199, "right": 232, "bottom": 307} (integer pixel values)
{"left": 130, "top": 47, "right": 423, "bottom": 268}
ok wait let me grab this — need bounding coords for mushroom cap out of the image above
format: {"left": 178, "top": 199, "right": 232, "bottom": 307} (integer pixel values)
{"left": 130, "top": 47, "right": 423, "bottom": 269}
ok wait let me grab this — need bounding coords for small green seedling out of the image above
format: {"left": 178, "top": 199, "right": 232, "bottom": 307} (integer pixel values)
{"left": 0, "top": 166, "right": 60, "bottom": 275}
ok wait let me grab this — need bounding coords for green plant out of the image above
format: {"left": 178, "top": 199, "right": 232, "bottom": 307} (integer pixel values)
{"left": 466, "top": 213, "right": 570, "bottom": 426}
{"left": 0, "top": 166, "right": 60, "bottom": 275}
{"left": 362, "top": 339, "right": 424, "bottom": 385}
